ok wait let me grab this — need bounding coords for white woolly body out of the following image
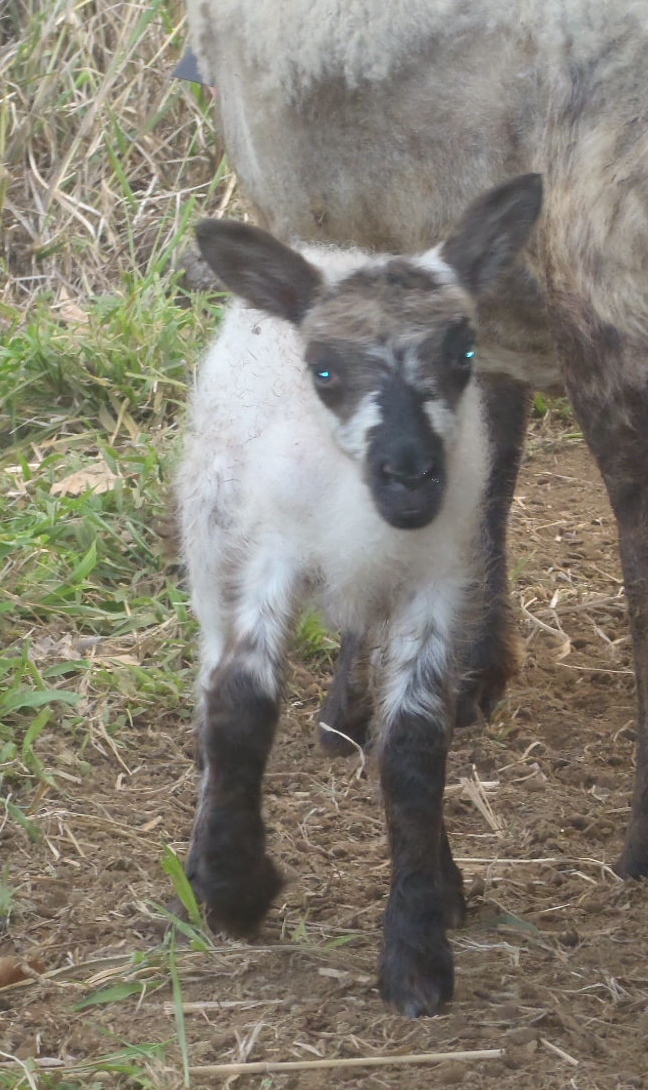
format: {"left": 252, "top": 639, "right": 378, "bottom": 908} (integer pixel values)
{"left": 177, "top": 247, "right": 489, "bottom": 692}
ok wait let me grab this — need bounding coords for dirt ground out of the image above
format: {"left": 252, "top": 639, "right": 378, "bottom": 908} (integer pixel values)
{"left": 3, "top": 416, "right": 648, "bottom": 1089}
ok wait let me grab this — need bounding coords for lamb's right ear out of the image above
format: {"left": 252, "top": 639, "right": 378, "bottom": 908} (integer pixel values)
{"left": 441, "top": 174, "right": 543, "bottom": 296}
{"left": 195, "top": 219, "right": 322, "bottom": 324}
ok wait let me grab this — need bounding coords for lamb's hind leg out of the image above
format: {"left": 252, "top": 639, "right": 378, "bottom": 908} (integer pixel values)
{"left": 555, "top": 313, "right": 648, "bottom": 878}
{"left": 187, "top": 560, "right": 297, "bottom": 936}
{"left": 319, "top": 632, "right": 373, "bottom": 756}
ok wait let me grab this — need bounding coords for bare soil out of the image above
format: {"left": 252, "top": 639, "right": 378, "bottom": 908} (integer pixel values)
{"left": 3, "top": 417, "right": 648, "bottom": 1089}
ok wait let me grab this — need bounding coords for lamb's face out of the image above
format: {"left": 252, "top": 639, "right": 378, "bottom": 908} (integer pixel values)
{"left": 301, "top": 259, "right": 478, "bottom": 530}
{"left": 194, "top": 174, "right": 542, "bottom": 530}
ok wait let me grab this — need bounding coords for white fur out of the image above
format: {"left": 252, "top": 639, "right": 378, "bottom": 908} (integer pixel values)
{"left": 379, "top": 580, "right": 463, "bottom": 730}
{"left": 334, "top": 392, "right": 381, "bottom": 460}
{"left": 415, "top": 246, "right": 461, "bottom": 288}
{"left": 177, "top": 244, "right": 490, "bottom": 720}
{"left": 423, "top": 399, "right": 459, "bottom": 444}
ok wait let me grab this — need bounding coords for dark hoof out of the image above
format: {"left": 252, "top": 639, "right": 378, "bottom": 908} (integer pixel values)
{"left": 379, "top": 930, "right": 454, "bottom": 1016}
{"left": 454, "top": 688, "right": 485, "bottom": 730}
{"left": 187, "top": 853, "right": 284, "bottom": 939}
{"left": 148, "top": 896, "right": 194, "bottom": 939}
{"left": 615, "top": 825, "right": 648, "bottom": 880}
{"left": 455, "top": 666, "right": 510, "bottom": 729}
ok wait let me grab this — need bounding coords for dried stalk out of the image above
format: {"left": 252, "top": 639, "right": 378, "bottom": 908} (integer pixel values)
{"left": 187, "top": 1048, "right": 505, "bottom": 1077}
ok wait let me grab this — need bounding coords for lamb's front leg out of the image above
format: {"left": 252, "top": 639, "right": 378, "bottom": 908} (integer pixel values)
{"left": 187, "top": 648, "right": 285, "bottom": 936}
{"left": 378, "top": 607, "right": 464, "bottom": 1017}
{"left": 186, "top": 558, "right": 297, "bottom": 937}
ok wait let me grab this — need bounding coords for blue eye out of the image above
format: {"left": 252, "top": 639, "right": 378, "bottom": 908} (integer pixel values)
{"left": 464, "top": 349, "right": 476, "bottom": 360}
{"left": 314, "top": 367, "right": 339, "bottom": 387}
{"left": 311, "top": 360, "right": 342, "bottom": 392}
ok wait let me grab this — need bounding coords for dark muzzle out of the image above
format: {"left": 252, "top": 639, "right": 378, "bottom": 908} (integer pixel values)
{"left": 366, "top": 382, "right": 447, "bottom": 530}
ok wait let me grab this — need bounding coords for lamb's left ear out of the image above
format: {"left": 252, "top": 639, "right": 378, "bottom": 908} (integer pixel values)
{"left": 440, "top": 174, "right": 543, "bottom": 296}
{"left": 195, "top": 219, "right": 322, "bottom": 324}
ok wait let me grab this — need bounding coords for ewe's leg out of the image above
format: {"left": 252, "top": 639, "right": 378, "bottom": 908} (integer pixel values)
{"left": 186, "top": 560, "right": 297, "bottom": 936}
{"left": 555, "top": 320, "right": 648, "bottom": 877}
{"left": 455, "top": 375, "right": 531, "bottom": 727}
{"left": 439, "top": 819, "right": 466, "bottom": 928}
{"left": 378, "top": 600, "right": 465, "bottom": 1016}
{"left": 319, "top": 632, "right": 373, "bottom": 756}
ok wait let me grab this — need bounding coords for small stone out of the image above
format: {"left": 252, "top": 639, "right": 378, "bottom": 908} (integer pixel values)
{"left": 467, "top": 875, "right": 486, "bottom": 899}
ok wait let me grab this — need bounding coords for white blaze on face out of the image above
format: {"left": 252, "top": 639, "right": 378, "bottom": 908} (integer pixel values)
{"left": 400, "top": 344, "right": 460, "bottom": 445}
{"left": 422, "top": 398, "right": 459, "bottom": 444}
{"left": 332, "top": 391, "right": 382, "bottom": 460}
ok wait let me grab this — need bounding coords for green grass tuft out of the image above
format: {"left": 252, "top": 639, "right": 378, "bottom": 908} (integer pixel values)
{"left": 1, "top": 262, "right": 222, "bottom": 859}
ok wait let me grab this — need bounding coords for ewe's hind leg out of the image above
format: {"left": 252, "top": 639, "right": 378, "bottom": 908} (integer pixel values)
{"left": 556, "top": 319, "right": 648, "bottom": 878}
{"left": 186, "top": 560, "right": 297, "bottom": 936}
{"left": 319, "top": 632, "right": 373, "bottom": 756}
{"left": 455, "top": 375, "right": 530, "bottom": 727}
{"left": 378, "top": 596, "right": 465, "bottom": 1016}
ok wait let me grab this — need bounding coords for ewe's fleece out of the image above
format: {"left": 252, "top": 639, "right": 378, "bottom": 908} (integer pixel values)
{"left": 187, "top": 0, "right": 648, "bottom": 94}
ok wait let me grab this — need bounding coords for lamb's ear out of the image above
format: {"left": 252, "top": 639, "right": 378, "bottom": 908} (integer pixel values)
{"left": 195, "top": 219, "right": 322, "bottom": 324}
{"left": 441, "top": 174, "right": 542, "bottom": 296}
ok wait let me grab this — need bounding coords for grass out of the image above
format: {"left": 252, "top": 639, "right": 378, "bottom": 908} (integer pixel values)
{"left": 0, "top": 281, "right": 218, "bottom": 818}
{"left": 0, "top": 264, "right": 220, "bottom": 1087}
{"left": 1, "top": 2, "right": 236, "bottom": 1085}
{"left": 1, "top": 0, "right": 226, "bottom": 316}
{"left": 294, "top": 610, "right": 339, "bottom": 665}
{"left": 0, "top": 1044, "right": 170, "bottom": 1090}
{"left": 0, "top": 309, "right": 205, "bottom": 1083}
{"left": 1, "top": 0, "right": 224, "bottom": 758}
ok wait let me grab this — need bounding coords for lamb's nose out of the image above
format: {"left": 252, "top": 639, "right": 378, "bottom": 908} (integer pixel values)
{"left": 379, "top": 457, "right": 440, "bottom": 489}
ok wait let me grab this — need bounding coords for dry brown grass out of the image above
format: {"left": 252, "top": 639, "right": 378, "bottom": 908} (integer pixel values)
{"left": 0, "top": 0, "right": 227, "bottom": 317}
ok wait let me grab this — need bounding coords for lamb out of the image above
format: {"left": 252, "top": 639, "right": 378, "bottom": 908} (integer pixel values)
{"left": 185, "top": 0, "right": 648, "bottom": 891}
{"left": 177, "top": 175, "right": 542, "bottom": 1016}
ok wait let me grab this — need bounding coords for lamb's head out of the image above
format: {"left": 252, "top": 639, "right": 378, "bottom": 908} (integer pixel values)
{"left": 196, "top": 174, "right": 542, "bottom": 530}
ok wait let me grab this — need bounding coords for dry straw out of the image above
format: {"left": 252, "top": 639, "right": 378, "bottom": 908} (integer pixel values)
{"left": 1, "top": 0, "right": 229, "bottom": 316}
{"left": 186, "top": 1049, "right": 506, "bottom": 1076}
